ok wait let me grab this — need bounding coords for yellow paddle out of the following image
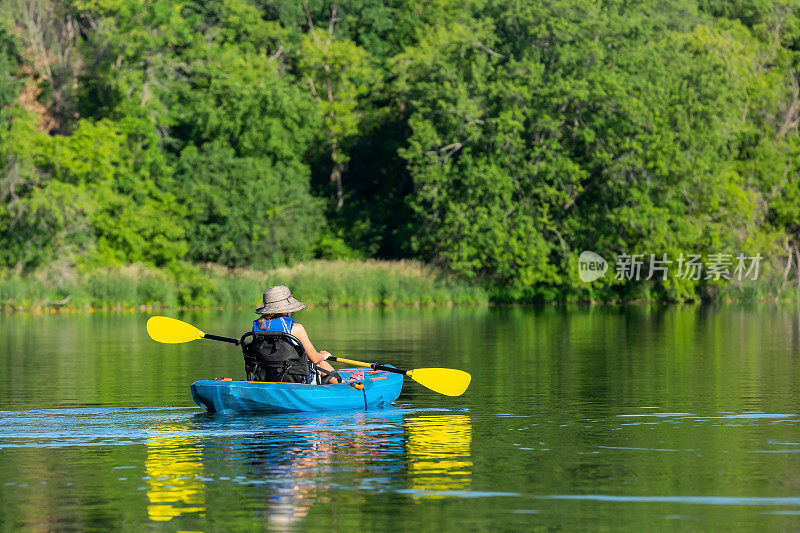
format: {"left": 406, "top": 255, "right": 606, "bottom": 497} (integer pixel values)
{"left": 146, "top": 316, "right": 471, "bottom": 396}
{"left": 146, "top": 316, "right": 239, "bottom": 345}
{"left": 327, "top": 356, "right": 471, "bottom": 397}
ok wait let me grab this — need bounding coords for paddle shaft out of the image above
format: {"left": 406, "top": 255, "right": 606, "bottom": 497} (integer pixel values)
{"left": 203, "top": 333, "right": 239, "bottom": 345}
{"left": 328, "top": 356, "right": 408, "bottom": 376}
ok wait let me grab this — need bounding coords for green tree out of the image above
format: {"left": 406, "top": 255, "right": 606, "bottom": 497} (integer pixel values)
{"left": 298, "top": 7, "right": 379, "bottom": 209}
{"left": 0, "top": 20, "right": 21, "bottom": 112}
{"left": 174, "top": 143, "right": 323, "bottom": 268}
{"left": 392, "top": 0, "right": 782, "bottom": 301}
{"left": 0, "top": 114, "right": 186, "bottom": 270}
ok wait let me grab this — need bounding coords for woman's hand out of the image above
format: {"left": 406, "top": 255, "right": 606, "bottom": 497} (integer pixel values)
{"left": 318, "top": 350, "right": 331, "bottom": 360}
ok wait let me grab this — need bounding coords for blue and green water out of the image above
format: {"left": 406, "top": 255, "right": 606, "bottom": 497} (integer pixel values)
{"left": 1, "top": 306, "right": 800, "bottom": 530}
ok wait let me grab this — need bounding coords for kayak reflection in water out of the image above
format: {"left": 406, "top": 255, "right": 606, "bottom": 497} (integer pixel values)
{"left": 236, "top": 409, "right": 405, "bottom": 528}
{"left": 252, "top": 285, "right": 341, "bottom": 384}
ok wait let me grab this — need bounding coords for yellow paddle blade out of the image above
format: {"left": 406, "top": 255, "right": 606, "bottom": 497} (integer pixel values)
{"left": 407, "top": 368, "right": 471, "bottom": 396}
{"left": 146, "top": 316, "right": 205, "bottom": 344}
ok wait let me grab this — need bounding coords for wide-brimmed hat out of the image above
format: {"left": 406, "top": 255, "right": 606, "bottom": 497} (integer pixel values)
{"left": 255, "top": 285, "right": 306, "bottom": 315}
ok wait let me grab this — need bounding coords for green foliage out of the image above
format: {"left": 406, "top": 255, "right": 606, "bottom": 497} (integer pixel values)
{"left": 0, "top": 20, "right": 21, "bottom": 111}
{"left": 2, "top": 0, "right": 800, "bottom": 305}
{"left": 298, "top": 28, "right": 378, "bottom": 159}
{"left": 0, "top": 114, "right": 187, "bottom": 270}
{"left": 297, "top": 23, "right": 381, "bottom": 208}
{"left": 314, "top": 227, "right": 365, "bottom": 260}
{"left": 391, "top": 0, "right": 799, "bottom": 301}
{"left": 174, "top": 142, "right": 323, "bottom": 268}
{"left": 171, "top": 46, "right": 320, "bottom": 160}
{"left": 0, "top": 116, "right": 76, "bottom": 269}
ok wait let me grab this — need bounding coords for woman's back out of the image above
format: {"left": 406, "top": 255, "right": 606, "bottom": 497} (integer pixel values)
{"left": 253, "top": 315, "right": 294, "bottom": 334}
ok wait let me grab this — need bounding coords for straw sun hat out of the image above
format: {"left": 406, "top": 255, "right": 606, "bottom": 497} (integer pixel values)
{"left": 255, "top": 285, "right": 307, "bottom": 315}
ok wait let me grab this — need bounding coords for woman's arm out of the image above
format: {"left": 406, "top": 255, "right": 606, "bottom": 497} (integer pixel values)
{"left": 291, "top": 322, "right": 339, "bottom": 384}
{"left": 290, "top": 323, "right": 328, "bottom": 364}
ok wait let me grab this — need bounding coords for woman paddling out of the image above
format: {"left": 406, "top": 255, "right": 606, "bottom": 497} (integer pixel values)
{"left": 253, "top": 285, "right": 340, "bottom": 384}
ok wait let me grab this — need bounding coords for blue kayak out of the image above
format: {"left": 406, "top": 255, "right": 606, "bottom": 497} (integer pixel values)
{"left": 190, "top": 369, "right": 403, "bottom": 414}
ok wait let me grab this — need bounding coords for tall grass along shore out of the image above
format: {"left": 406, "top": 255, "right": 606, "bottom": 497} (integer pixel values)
{"left": 0, "top": 260, "right": 489, "bottom": 313}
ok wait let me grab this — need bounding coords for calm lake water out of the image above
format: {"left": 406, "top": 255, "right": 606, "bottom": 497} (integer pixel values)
{"left": 2, "top": 305, "right": 800, "bottom": 530}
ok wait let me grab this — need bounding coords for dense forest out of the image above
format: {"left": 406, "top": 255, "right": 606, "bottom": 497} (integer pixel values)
{"left": 1, "top": 0, "right": 800, "bottom": 305}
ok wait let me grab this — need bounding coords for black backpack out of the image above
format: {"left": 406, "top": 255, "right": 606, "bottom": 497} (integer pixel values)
{"left": 239, "top": 331, "right": 312, "bottom": 383}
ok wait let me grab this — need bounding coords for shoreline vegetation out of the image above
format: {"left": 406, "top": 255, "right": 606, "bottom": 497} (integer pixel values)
{"left": 0, "top": 260, "right": 490, "bottom": 313}
{"left": 2, "top": 259, "right": 797, "bottom": 314}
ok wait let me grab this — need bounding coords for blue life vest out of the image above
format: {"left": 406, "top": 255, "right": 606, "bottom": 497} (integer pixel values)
{"left": 251, "top": 315, "right": 317, "bottom": 383}
{"left": 252, "top": 316, "right": 295, "bottom": 334}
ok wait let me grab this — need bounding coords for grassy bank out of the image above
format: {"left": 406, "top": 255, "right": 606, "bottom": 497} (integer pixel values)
{"left": 0, "top": 260, "right": 489, "bottom": 312}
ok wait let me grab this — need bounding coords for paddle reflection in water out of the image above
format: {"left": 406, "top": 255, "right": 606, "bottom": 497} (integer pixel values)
{"left": 404, "top": 414, "right": 473, "bottom": 499}
{"left": 145, "top": 425, "right": 206, "bottom": 522}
